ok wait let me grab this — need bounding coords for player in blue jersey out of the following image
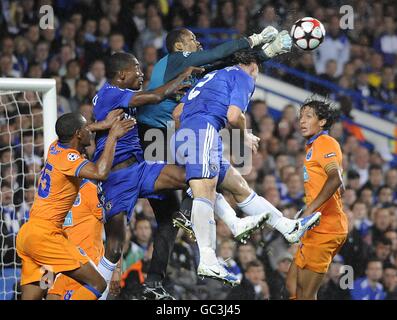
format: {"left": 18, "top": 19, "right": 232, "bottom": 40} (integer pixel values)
{"left": 137, "top": 26, "right": 293, "bottom": 298}
{"left": 93, "top": 52, "right": 205, "bottom": 296}
{"left": 172, "top": 49, "right": 322, "bottom": 284}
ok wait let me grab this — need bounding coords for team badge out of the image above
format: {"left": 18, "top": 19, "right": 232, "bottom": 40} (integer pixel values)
{"left": 209, "top": 164, "right": 219, "bottom": 174}
{"left": 105, "top": 201, "right": 112, "bottom": 211}
{"left": 78, "top": 247, "right": 87, "bottom": 256}
{"left": 182, "top": 51, "right": 191, "bottom": 57}
{"left": 306, "top": 148, "right": 313, "bottom": 161}
{"left": 73, "top": 193, "right": 81, "bottom": 207}
{"left": 67, "top": 153, "right": 80, "bottom": 161}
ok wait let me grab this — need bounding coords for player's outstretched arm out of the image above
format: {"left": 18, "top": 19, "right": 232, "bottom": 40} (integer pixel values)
{"left": 172, "top": 103, "right": 184, "bottom": 129}
{"left": 129, "top": 66, "right": 204, "bottom": 107}
{"left": 86, "top": 109, "right": 135, "bottom": 132}
{"left": 166, "top": 27, "right": 278, "bottom": 81}
{"left": 302, "top": 164, "right": 343, "bottom": 217}
{"left": 78, "top": 118, "right": 135, "bottom": 180}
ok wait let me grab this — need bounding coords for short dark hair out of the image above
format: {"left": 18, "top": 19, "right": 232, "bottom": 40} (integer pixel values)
{"left": 166, "top": 28, "right": 189, "bottom": 53}
{"left": 369, "top": 164, "right": 383, "bottom": 173}
{"left": 300, "top": 98, "right": 339, "bottom": 131}
{"left": 245, "top": 259, "right": 264, "bottom": 271}
{"left": 347, "top": 170, "right": 360, "bottom": 180}
{"left": 106, "top": 52, "right": 136, "bottom": 79}
{"left": 230, "top": 49, "right": 262, "bottom": 66}
{"left": 375, "top": 237, "right": 392, "bottom": 247}
{"left": 55, "top": 113, "right": 86, "bottom": 143}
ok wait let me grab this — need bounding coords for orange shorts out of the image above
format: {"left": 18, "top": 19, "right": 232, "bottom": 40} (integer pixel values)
{"left": 16, "top": 218, "right": 90, "bottom": 286}
{"left": 294, "top": 230, "right": 347, "bottom": 273}
{"left": 48, "top": 274, "right": 81, "bottom": 300}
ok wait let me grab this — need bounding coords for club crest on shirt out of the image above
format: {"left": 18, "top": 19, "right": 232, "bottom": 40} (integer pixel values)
{"left": 67, "top": 153, "right": 80, "bottom": 161}
{"left": 105, "top": 201, "right": 112, "bottom": 211}
{"left": 182, "top": 51, "right": 191, "bottom": 57}
{"left": 306, "top": 148, "right": 313, "bottom": 161}
{"left": 72, "top": 193, "right": 81, "bottom": 207}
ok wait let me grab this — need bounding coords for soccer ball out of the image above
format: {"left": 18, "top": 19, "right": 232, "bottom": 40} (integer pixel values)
{"left": 290, "top": 17, "right": 326, "bottom": 51}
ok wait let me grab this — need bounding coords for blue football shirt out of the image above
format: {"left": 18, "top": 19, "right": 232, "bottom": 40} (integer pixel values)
{"left": 92, "top": 82, "right": 144, "bottom": 166}
{"left": 180, "top": 66, "right": 255, "bottom": 131}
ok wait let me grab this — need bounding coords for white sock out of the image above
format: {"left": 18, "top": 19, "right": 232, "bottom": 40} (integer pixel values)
{"left": 191, "top": 197, "right": 218, "bottom": 265}
{"left": 237, "top": 191, "right": 296, "bottom": 235}
{"left": 97, "top": 256, "right": 117, "bottom": 282}
{"left": 99, "top": 287, "right": 109, "bottom": 300}
{"left": 214, "top": 193, "right": 239, "bottom": 234}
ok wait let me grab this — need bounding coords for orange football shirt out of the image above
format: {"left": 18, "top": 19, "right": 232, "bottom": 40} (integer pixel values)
{"left": 303, "top": 133, "right": 348, "bottom": 234}
{"left": 62, "top": 179, "right": 104, "bottom": 264}
{"left": 29, "top": 141, "right": 89, "bottom": 228}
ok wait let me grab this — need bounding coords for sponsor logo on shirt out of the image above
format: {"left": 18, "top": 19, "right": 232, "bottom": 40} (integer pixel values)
{"left": 63, "top": 211, "right": 73, "bottom": 227}
{"left": 324, "top": 152, "right": 336, "bottom": 158}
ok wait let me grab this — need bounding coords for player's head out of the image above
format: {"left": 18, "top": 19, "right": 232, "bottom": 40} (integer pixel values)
{"left": 230, "top": 49, "right": 261, "bottom": 81}
{"left": 166, "top": 28, "right": 202, "bottom": 53}
{"left": 299, "top": 99, "right": 339, "bottom": 138}
{"left": 55, "top": 112, "right": 91, "bottom": 147}
{"left": 106, "top": 52, "right": 143, "bottom": 90}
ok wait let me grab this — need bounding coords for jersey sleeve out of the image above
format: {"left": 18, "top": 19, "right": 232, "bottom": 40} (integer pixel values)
{"left": 313, "top": 137, "right": 342, "bottom": 171}
{"left": 228, "top": 71, "right": 254, "bottom": 112}
{"left": 57, "top": 150, "right": 89, "bottom": 177}
{"left": 165, "top": 38, "right": 250, "bottom": 81}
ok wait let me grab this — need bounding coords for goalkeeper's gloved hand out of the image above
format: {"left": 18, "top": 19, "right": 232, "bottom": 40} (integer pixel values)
{"left": 248, "top": 26, "right": 279, "bottom": 48}
{"left": 261, "top": 30, "right": 292, "bottom": 59}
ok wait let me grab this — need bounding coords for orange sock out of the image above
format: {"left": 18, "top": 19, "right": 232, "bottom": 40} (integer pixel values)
{"left": 70, "top": 284, "right": 102, "bottom": 300}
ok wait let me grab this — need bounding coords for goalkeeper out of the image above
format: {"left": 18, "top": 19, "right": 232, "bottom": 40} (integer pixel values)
{"left": 136, "top": 26, "right": 292, "bottom": 299}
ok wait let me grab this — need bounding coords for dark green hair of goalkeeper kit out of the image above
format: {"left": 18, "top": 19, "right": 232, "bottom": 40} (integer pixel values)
{"left": 300, "top": 98, "right": 340, "bottom": 131}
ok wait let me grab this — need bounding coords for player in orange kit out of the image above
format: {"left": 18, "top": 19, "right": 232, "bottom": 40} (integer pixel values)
{"left": 46, "top": 179, "right": 105, "bottom": 300}
{"left": 16, "top": 111, "right": 134, "bottom": 300}
{"left": 286, "top": 99, "right": 348, "bottom": 300}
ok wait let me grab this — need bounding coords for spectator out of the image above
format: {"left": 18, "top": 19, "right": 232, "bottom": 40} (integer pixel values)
{"left": 123, "top": 216, "right": 153, "bottom": 270}
{"left": 373, "top": 16, "right": 397, "bottom": 66}
{"left": 267, "top": 252, "right": 292, "bottom": 300}
{"left": 351, "top": 259, "right": 386, "bottom": 300}
{"left": 314, "top": 15, "right": 350, "bottom": 77}
{"left": 227, "top": 260, "right": 270, "bottom": 300}
{"left": 318, "top": 255, "right": 351, "bottom": 300}
{"left": 218, "top": 239, "right": 242, "bottom": 281}
{"left": 86, "top": 59, "right": 106, "bottom": 91}
{"left": 383, "top": 266, "right": 397, "bottom": 299}
{"left": 69, "top": 78, "right": 91, "bottom": 113}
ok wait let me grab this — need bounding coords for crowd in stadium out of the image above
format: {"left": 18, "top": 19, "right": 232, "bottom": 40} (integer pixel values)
{"left": 0, "top": 0, "right": 397, "bottom": 300}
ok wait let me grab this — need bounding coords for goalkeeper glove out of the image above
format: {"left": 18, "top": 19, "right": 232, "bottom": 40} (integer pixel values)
{"left": 248, "top": 26, "right": 278, "bottom": 48}
{"left": 261, "top": 30, "right": 292, "bottom": 59}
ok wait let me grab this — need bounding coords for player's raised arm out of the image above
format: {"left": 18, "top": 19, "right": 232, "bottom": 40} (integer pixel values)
{"left": 129, "top": 66, "right": 204, "bottom": 107}
{"left": 86, "top": 109, "right": 136, "bottom": 132}
{"left": 78, "top": 117, "right": 135, "bottom": 180}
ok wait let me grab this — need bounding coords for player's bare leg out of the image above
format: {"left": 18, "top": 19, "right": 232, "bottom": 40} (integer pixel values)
{"left": 296, "top": 266, "right": 325, "bottom": 300}
{"left": 286, "top": 261, "right": 298, "bottom": 299}
{"left": 153, "top": 164, "right": 186, "bottom": 191}
{"left": 21, "top": 282, "right": 46, "bottom": 300}
{"left": 63, "top": 262, "right": 107, "bottom": 300}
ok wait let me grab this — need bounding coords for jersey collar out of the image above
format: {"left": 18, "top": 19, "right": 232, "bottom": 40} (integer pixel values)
{"left": 306, "top": 130, "right": 329, "bottom": 145}
{"left": 57, "top": 141, "right": 69, "bottom": 149}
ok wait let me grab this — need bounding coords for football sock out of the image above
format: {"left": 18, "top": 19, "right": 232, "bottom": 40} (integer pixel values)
{"left": 237, "top": 191, "right": 296, "bottom": 234}
{"left": 191, "top": 198, "right": 218, "bottom": 265}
